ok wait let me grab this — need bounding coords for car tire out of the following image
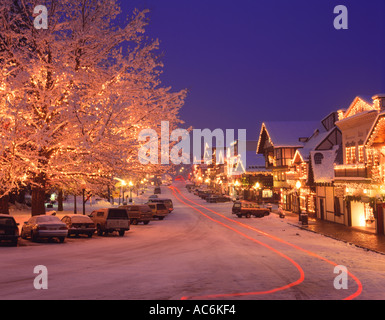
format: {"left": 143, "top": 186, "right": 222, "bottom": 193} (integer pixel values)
{"left": 246, "top": 213, "right": 251, "bottom": 218}
{"left": 31, "top": 231, "right": 38, "bottom": 242}
{"left": 143, "top": 221, "right": 150, "bottom": 225}
{"left": 237, "top": 214, "right": 242, "bottom": 218}
{"left": 119, "top": 230, "right": 125, "bottom": 237}
{"left": 59, "top": 237, "right": 65, "bottom": 243}
{"left": 97, "top": 225, "right": 103, "bottom": 236}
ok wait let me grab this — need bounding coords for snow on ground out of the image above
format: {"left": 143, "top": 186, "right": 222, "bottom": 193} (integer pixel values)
{"left": 1, "top": 183, "right": 385, "bottom": 300}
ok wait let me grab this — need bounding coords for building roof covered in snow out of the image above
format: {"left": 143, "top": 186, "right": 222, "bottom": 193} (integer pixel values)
{"left": 310, "top": 146, "right": 341, "bottom": 183}
{"left": 293, "top": 126, "right": 341, "bottom": 163}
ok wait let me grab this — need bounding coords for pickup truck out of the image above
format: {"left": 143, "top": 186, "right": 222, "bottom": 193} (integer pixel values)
{"left": 232, "top": 201, "right": 270, "bottom": 218}
{"left": 89, "top": 208, "right": 130, "bottom": 236}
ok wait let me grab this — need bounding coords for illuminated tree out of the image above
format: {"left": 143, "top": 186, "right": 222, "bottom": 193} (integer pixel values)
{"left": 0, "top": 0, "right": 186, "bottom": 215}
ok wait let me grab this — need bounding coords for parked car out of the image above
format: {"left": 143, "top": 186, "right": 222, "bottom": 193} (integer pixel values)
{"left": 216, "top": 195, "right": 232, "bottom": 203}
{"left": 61, "top": 214, "right": 96, "bottom": 238}
{"left": 119, "top": 204, "right": 153, "bottom": 225}
{"left": 206, "top": 195, "right": 219, "bottom": 203}
{"left": 199, "top": 191, "right": 214, "bottom": 200}
{"left": 206, "top": 195, "right": 231, "bottom": 203}
{"left": 21, "top": 215, "right": 68, "bottom": 243}
{"left": 0, "top": 214, "right": 19, "bottom": 246}
{"left": 146, "top": 198, "right": 174, "bottom": 212}
{"left": 147, "top": 203, "right": 169, "bottom": 220}
{"left": 154, "top": 187, "right": 161, "bottom": 194}
{"left": 89, "top": 208, "right": 130, "bottom": 236}
{"left": 232, "top": 201, "right": 270, "bottom": 218}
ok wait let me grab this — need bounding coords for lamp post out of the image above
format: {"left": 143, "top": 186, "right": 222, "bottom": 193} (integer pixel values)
{"left": 254, "top": 182, "right": 261, "bottom": 204}
{"left": 296, "top": 181, "right": 302, "bottom": 220}
{"left": 129, "top": 181, "right": 133, "bottom": 203}
{"left": 121, "top": 180, "right": 127, "bottom": 205}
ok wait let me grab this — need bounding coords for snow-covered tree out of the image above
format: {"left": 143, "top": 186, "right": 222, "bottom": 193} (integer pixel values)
{"left": 0, "top": 0, "right": 186, "bottom": 215}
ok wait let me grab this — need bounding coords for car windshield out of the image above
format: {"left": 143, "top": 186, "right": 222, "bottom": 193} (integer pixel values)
{"left": 108, "top": 209, "right": 128, "bottom": 220}
{"left": 36, "top": 216, "right": 61, "bottom": 223}
{"left": 0, "top": 217, "right": 16, "bottom": 226}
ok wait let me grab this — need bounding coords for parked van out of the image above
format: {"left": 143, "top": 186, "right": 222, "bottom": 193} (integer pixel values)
{"left": 89, "top": 208, "right": 130, "bottom": 236}
{"left": 147, "top": 203, "right": 169, "bottom": 220}
{"left": 119, "top": 204, "right": 153, "bottom": 225}
{"left": 147, "top": 198, "right": 174, "bottom": 212}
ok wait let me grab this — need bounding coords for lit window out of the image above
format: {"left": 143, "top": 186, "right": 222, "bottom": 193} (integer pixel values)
{"left": 358, "top": 146, "right": 364, "bottom": 163}
{"left": 346, "top": 147, "right": 351, "bottom": 164}
{"left": 351, "top": 147, "right": 356, "bottom": 164}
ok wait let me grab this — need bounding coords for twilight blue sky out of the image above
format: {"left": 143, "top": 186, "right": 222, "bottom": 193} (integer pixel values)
{"left": 120, "top": 0, "right": 385, "bottom": 140}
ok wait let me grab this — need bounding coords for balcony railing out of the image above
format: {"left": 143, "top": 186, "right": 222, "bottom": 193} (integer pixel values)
{"left": 334, "top": 164, "right": 372, "bottom": 179}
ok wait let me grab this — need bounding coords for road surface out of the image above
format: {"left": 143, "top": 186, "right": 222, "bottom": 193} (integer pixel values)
{"left": 1, "top": 182, "right": 385, "bottom": 300}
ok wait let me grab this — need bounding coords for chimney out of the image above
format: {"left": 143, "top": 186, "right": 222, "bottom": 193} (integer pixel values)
{"left": 372, "top": 94, "right": 385, "bottom": 111}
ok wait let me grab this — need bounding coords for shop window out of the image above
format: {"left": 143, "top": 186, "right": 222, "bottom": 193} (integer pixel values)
{"left": 364, "top": 204, "right": 375, "bottom": 225}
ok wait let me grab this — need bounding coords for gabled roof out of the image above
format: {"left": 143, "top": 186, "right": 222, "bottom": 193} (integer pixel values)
{"left": 340, "top": 96, "right": 379, "bottom": 119}
{"left": 293, "top": 127, "right": 340, "bottom": 163}
{"left": 365, "top": 111, "right": 385, "bottom": 148}
{"left": 257, "top": 121, "right": 319, "bottom": 153}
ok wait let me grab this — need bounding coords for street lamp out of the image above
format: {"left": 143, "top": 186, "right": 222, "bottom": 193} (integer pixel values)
{"left": 254, "top": 182, "right": 261, "bottom": 203}
{"left": 129, "top": 181, "right": 133, "bottom": 203}
{"left": 121, "top": 180, "right": 127, "bottom": 205}
{"left": 296, "top": 181, "right": 302, "bottom": 218}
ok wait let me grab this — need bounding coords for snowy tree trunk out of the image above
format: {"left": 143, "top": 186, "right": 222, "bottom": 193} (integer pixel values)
{"left": 0, "top": 195, "right": 9, "bottom": 215}
{"left": 31, "top": 187, "right": 46, "bottom": 216}
{"left": 58, "top": 189, "right": 64, "bottom": 212}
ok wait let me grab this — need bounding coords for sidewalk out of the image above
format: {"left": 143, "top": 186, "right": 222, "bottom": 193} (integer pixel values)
{"left": 274, "top": 209, "right": 385, "bottom": 255}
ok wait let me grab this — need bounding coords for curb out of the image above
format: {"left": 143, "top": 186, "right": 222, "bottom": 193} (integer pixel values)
{"left": 287, "top": 222, "right": 385, "bottom": 256}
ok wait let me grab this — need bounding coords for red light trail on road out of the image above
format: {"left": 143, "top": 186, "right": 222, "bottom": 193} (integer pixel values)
{"left": 170, "top": 185, "right": 363, "bottom": 300}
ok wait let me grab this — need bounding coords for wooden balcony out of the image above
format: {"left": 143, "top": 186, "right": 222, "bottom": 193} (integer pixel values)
{"left": 334, "top": 164, "right": 372, "bottom": 179}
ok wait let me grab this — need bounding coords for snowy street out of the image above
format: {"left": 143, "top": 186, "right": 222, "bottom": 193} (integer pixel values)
{"left": 1, "top": 183, "right": 385, "bottom": 300}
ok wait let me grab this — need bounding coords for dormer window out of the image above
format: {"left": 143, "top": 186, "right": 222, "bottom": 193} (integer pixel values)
{"left": 314, "top": 153, "right": 324, "bottom": 165}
